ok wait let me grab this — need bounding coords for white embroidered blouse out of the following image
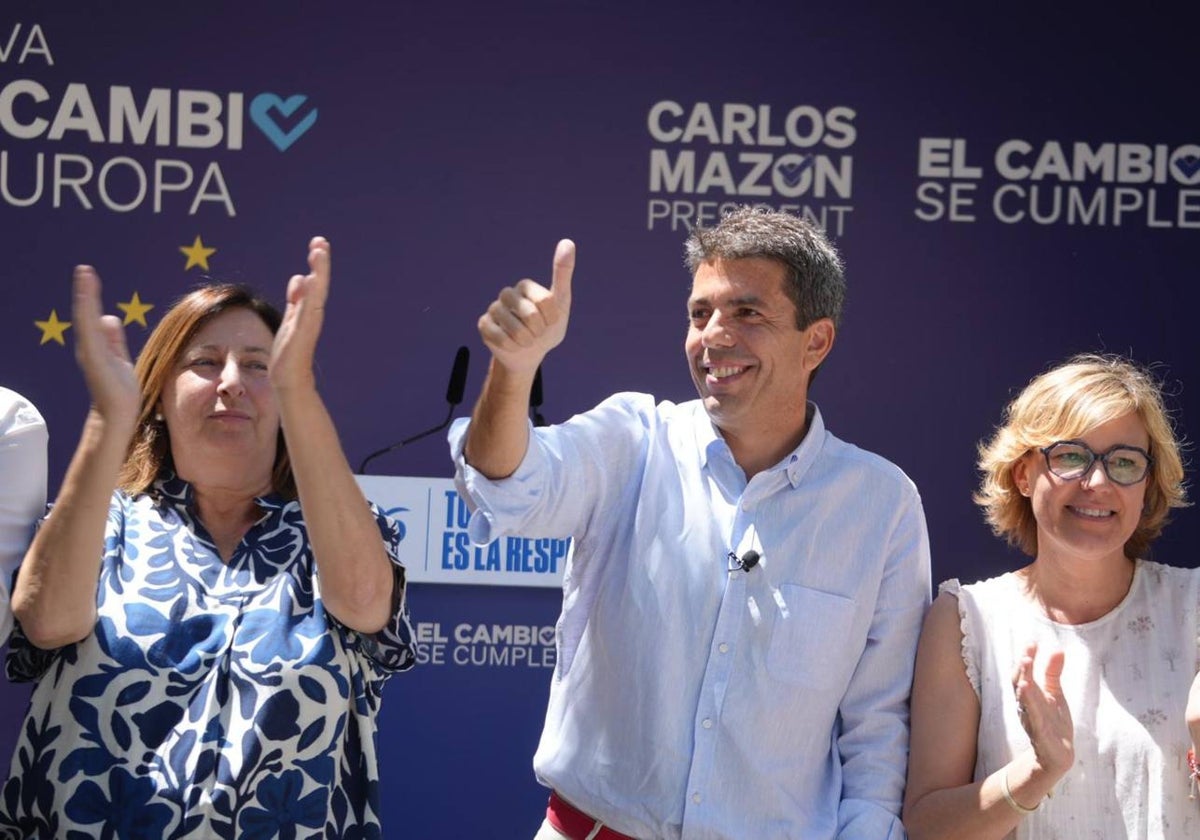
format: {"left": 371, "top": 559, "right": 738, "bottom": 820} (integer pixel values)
{"left": 943, "top": 560, "right": 1200, "bottom": 839}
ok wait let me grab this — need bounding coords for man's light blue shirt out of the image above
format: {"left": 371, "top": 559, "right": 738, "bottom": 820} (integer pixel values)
{"left": 450, "top": 393, "right": 931, "bottom": 840}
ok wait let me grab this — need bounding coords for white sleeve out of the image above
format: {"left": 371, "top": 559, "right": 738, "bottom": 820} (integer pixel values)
{"left": 447, "top": 392, "right": 656, "bottom": 546}
{"left": 0, "top": 388, "right": 49, "bottom": 642}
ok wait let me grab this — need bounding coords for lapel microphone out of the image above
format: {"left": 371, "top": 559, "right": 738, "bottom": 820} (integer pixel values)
{"left": 727, "top": 549, "right": 761, "bottom": 573}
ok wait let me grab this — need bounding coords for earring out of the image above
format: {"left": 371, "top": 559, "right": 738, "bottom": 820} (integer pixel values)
{"left": 154, "top": 412, "right": 164, "bottom": 422}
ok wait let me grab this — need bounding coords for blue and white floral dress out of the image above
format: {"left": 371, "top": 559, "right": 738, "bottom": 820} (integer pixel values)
{"left": 0, "top": 474, "right": 415, "bottom": 840}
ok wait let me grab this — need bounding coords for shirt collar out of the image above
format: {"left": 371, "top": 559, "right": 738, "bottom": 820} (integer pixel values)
{"left": 697, "top": 407, "right": 725, "bottom": 469}
{"left": 151, "top": 471, "right": 286, "bottom": 513}
{"left": 698, "top": 402, "right": 826, "bottom": 489}
{"left": 782, "top": 403, "right": 825, "bottom": 488}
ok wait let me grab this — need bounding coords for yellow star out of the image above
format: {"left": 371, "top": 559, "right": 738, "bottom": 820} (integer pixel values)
{"left": 179, "top": 235, "right": 216, "bottom": 271}
{"left": 117, "top": 291, "right": 155, "bottom": 327}
{"left": 34, "top": 310, "right": 71, "bottom": 345}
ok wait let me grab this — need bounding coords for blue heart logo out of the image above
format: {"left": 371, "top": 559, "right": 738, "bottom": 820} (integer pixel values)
{"left": 250, "top": 94, "right": 318, "bottom": 152}
{"left": 1173, "top": 154, "right": 1200, "bottom": 180}
{"left": 775, "top": 156, "right": 812, "bottom": 187}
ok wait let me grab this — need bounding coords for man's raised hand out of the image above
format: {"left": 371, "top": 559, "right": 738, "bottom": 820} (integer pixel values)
{"left": 477, "top": 239, "right": 575, "bottom": 377}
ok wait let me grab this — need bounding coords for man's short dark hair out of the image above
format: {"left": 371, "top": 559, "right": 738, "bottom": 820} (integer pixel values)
{"left": 684, "top": 206, "right": 845, "bottom": 330}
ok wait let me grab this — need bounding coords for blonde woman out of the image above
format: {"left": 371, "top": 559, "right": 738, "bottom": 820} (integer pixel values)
{"left": 904, "top": 354, "right": 1200, "bottom": 839}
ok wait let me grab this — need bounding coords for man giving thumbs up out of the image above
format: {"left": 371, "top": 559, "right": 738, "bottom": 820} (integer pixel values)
{"left": 450, "top": 207, "right": 931, "bottom": 840}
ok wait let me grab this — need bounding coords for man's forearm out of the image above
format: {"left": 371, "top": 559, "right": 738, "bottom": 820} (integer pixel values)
{"left": 463, "top": 358, "right": 538, "bottom": 479}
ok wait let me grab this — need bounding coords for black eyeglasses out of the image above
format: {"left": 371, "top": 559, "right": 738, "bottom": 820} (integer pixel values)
{"left": 1039, "top": 441, "right": 1153, "bottom": 486}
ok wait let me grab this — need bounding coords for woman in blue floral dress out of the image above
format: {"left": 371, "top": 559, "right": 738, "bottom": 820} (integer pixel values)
{"left": 1, "top": 238, "right": 415, "bottom": 839}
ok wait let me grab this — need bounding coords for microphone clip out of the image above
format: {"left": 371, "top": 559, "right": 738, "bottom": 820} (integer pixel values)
{"left": 727, "top": 549, "right": 761, "bottom": 573}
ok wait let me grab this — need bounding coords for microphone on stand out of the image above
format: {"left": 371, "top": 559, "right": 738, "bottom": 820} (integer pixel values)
{"left": 357, "top": 346, "right": 470, "bottom": 474}
{"left": 530, "top": 364, "right": 547, "bottom": 427}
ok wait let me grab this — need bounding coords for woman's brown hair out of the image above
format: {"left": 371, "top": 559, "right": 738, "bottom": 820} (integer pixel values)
{"left": 117, "top": 283, "right": 296, "bottom": 500}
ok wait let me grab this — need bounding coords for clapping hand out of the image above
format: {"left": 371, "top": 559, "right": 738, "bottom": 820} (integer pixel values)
{"left": 271, "top": 237, "right": 330, "bottom": 394}
{"left": 71, "top": 266, "right": 139, "bottom": 429}
{"left": 1013, "top": 642, "right": 1075, "bottom": 779}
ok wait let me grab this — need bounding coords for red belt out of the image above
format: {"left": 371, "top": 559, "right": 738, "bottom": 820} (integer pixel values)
{"left": 546, "top": 791, "right": 636, "bottom": 840}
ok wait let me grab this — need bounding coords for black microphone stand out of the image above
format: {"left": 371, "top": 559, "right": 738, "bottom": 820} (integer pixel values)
{"left": 530, "top": 365, "right": 547, "bottom": 427}
{"left": 356, "top": 407, "right": 458, "bottom": 474}
{"left": 357, "top": 346, "right": 470, "bottom": 474}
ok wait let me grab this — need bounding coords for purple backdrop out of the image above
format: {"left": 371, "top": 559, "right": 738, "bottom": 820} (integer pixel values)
{"left": 2, "top": 2, "right": 1199, "bottom": 836}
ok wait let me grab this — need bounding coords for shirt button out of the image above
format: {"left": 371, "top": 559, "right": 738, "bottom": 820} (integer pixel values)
{"left": 718, "top": 643, "right": 729, "bottom": 654}
{"left": 702, "top": 718, "right": 713, "bottom": 729}
{"left": 692, "top": 793, "right": 702, "bottom": 804}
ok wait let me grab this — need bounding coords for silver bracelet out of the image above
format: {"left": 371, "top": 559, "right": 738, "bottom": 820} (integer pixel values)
{"left": 1001, "top": 768, "right": 1040, "bottom": 815}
